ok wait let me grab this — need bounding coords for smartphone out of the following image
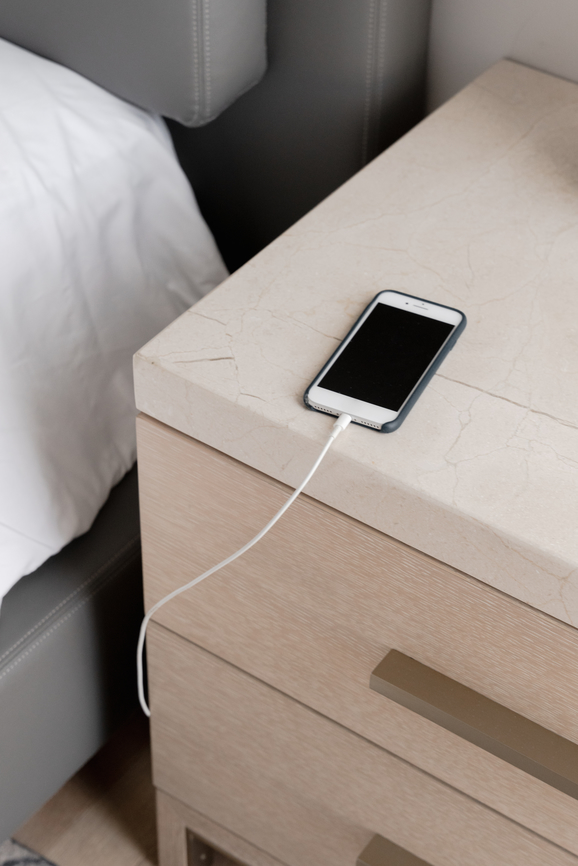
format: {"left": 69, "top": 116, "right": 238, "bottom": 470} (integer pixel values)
{"left": 304, "top": 290, "right": 466, "bottom": 433}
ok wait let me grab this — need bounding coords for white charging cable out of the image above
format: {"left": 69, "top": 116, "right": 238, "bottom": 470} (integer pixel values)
{"left": 137, "top": 412, "right": 352, "bottom": 717}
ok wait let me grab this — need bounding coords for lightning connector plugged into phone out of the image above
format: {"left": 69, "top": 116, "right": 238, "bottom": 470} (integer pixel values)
{"left": 305, "top": 290, "right": 466, "bottom": 433}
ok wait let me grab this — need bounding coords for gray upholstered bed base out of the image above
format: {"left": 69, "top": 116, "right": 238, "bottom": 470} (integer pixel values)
{"left": 0, "top": 467, "right": 143, "bottom": 842}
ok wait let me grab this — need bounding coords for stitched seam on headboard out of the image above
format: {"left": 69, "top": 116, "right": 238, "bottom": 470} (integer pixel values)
{"left": 377, "top": 0, "right": 388, "bottom": 129}
{"left": 191, "top": 0, "right": 201, "bottom": 124}
{"left": 361, "top": 0, "right": 377, "bottom": 169}
{"left": 204, "top": 0, "right": 212, "bottom": 120}
{"left": 361, "top": 0, "right": 389, "bottom": 167}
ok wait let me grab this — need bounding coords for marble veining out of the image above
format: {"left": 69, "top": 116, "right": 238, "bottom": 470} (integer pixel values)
{"left": 135, "top": 61, "right": 578, "bottom": 628}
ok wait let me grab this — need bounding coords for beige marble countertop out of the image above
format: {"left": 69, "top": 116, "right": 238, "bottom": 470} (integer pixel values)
{"left": 135, "top": 60, "right": 578, "bottom": 628}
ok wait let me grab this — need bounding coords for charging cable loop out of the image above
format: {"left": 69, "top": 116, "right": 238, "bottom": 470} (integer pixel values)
{"left": 137, "top": 413, "right": 352, "bottom": 717}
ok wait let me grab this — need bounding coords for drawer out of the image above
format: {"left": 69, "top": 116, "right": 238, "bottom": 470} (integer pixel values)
{"left": 138, "top": 414, "right": 578, "bottom": 852}
{"left": 148, "top": 622, "right": 578, "bottom": 866}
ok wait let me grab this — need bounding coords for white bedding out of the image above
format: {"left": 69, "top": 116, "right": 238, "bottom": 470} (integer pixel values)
{"left": 0, "top": 38, "right": 228, "bottom": 601}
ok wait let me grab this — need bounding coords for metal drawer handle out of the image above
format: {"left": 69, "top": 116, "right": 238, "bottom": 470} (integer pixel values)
{"left": 358, "top": 834, "right": 432, "bottom": 865}
{"left": 370, "top": 650, "right": 578, "bottom": 799}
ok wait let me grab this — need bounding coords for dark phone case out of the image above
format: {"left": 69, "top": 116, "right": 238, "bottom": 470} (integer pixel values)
{"left": 303, "top": 291, "right": 467, "bottom": 433}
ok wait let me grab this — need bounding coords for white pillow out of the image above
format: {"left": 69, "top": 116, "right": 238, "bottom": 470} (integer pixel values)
{"left": 0, "top": 38, "right": 228, "bottom": 600}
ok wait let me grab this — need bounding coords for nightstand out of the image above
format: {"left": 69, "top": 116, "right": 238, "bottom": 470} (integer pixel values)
{"left": 135, "top": 61, "right": 578, "bottom": 866}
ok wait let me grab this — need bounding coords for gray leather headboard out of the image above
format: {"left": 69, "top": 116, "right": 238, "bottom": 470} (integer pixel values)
{"left": 172, "top": 0, "right": 432, "bottom": 270}
{"left": 0, "top": 0, "right": 266, "bottom": 125}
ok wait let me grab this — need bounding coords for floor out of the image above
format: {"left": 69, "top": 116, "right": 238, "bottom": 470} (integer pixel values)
{"left": 14, "top": 713, "right": 235, "bottom": 866}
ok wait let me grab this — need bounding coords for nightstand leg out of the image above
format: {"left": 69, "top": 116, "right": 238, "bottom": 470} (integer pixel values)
{"left": 156, "top": 792, "right": 217, "bottom": 866}
{"left": 155, "top": 788, "right": 285, "bottom": 866}
{"left": 156, "top": 790, "right": 189, "bottom": 866}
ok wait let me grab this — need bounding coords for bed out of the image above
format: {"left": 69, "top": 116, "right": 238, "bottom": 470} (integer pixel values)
{"left": 0, "top": 37, "right": 232, "bottom": 600}
{"left": 0, "top": 1, "right": 266, "bottom": 840}
{"left": 0, "top": 0, "right": 431, "bottom": 844}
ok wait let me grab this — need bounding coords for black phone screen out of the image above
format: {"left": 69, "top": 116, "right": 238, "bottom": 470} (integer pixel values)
{"left": 318, "top": 303, "right": 454, "bottom": 411}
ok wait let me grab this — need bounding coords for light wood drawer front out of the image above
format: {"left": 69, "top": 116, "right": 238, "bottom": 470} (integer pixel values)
{"left": 148, "top": 623, "right": 578, "bottom": 866}
{"left": 137, "top": 414, "right": 578, "bottom": 852}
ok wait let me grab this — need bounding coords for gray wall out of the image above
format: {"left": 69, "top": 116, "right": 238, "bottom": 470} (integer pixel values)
{"left": 428, "top": 0, "right": 578, "bottom": 110}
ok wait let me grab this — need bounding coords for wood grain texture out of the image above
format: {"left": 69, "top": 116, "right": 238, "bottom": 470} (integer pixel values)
{"left": 156, "top": 790, "right": 285, "bottom": 866}
{"left": 148, "top": 624, "right": 578, "bottom": 866}
{"left": 137, "top": 414, "right": 578, "bottom": 854}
